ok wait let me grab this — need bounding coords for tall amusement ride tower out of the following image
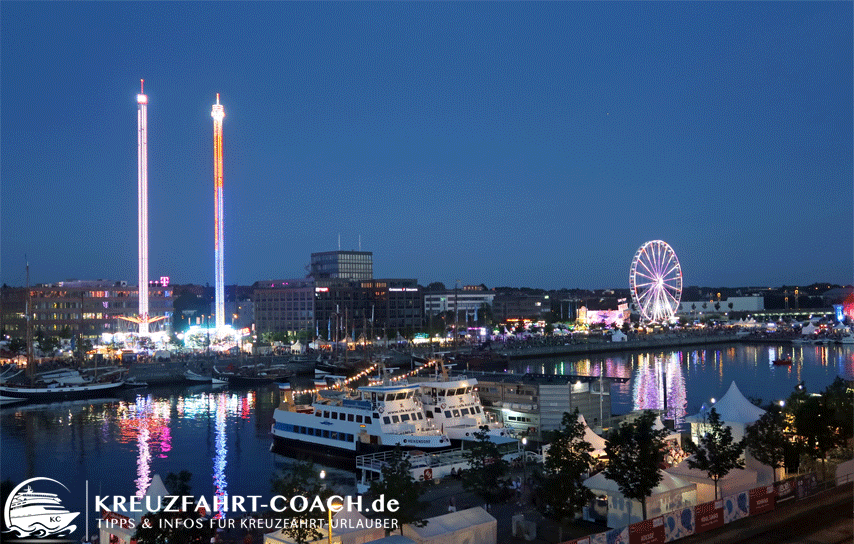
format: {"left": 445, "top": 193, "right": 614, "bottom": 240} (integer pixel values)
{"left": 211, "top": 94, "right": 226, "bottom": 331}
{"left": 137, "top": 80, "right": 149, "bottom": 335}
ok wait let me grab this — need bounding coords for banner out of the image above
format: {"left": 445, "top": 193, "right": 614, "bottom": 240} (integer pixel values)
{"left": 795, "top": 473, "right": 818, "bottom": 499}
{"left": 749, "top": 485, "right": 776, "bottom": 515}
{"left": 664, "top": 507, "right": 694, "bottom": 542}
{"left": 629, "top": 516, "right": 665, "bottom": 544}
{"left": 694, "top": 500, "right": 724, "bottom": 534}
{"left": 775, "top": 477, "right": 796, "bottom": 503}
{"left": 589, "top": 527, "right": 628, "bottom": 544}
{"left": 723, "top": 492, "right": 749, "bottom": 523}
{"left": 559, "top": 538, "right": 590, "bottom": 544}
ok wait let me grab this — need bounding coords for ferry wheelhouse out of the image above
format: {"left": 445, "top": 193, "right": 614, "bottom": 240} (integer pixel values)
{"left": 271, "top": 382, "right": 451, "bottom": 465}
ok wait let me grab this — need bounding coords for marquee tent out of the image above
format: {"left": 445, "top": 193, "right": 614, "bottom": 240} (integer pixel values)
{"left": 685, "top": 382, "right": 765, "bottom": 443}
{"left": 401, "top": 507, "right": 496, "bottom": 544}
{"left": 666, "top": 457, "right": 758, "bottom": 503}
{"left": 264, "top": 508, "right": 385, "bottom": 544}
{"left": 98, "top": 474, "right": 170, "bottom": 544}
{"left": 583, "top": 471, "right": 696, "bottom": 529}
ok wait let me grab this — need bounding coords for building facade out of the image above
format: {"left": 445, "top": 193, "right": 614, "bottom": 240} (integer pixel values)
{"left": 252, "top": 277, "right": 422, "bottom": 339}
{"left": 423, "top": 288, "right": 495, "bottom": 320}
{"left": 0, "top": 280, "right": 172, "bottom": 339}
{"left": 309, "top": 251, "right": 373, "bottom": 281}
{"left": 467, "top": 372, "right": 624, "bottom": 440}
{"left": 491, "top": 292, "right": 552, "bottom": 322}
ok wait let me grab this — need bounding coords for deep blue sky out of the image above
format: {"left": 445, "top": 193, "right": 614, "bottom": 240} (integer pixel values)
{"left": 2, "top": 2, "right": 852, "bottom": 290}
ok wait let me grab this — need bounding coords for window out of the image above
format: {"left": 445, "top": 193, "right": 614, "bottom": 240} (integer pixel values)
{"left": 322, "top": 430, "right": 330, "bottom": 438}
{"left": 461, "top": 408, "right": 470, "bottom": 416}
{"left": 331, "top": 412, "right": 338, "bottom": 419}
{"left": 392, "top": 415, "right": 400, "bottom": 423}
{"left": 383, "top": 416, "right": 390, "bottom": 424}
{"left": 323, "top": 411, "right": 330, "bottom": 418}
{"left": 445, "top": 411, "right": 452, "bottom": 418}
{"left": 365, "top": 417, "right": 371, "bottom": 424}
{"left": 348, "top": 414, "right": 354, "bottom": 422}
{"left": 356, "top": 415, "right": 363, "bottom": 423}
{"left": 401, "top": 413, "right": 410, "bottom": 422}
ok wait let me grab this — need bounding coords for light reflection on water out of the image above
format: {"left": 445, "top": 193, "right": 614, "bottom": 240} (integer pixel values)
{"left": 1, "top": 342, "right": 852, "bottom": 527}
{"left": 506, "top": 342, "right": 854, "bottom": 421}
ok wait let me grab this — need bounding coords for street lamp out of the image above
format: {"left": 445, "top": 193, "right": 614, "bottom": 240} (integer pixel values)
{"left": 327, "top": 497, "right": 343, "bottom": 544}
{"left": 521, "top": 437, "right": 528, "bottom": 500}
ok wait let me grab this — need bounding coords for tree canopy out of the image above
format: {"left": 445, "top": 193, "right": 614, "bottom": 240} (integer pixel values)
{"left": 685, "top": 407, "right": 745, "bottom": 499}
{"left": 368, "top": 446, "right": 428, "bottom": 534}
{"left": 604, "top": 410, "right": 668, "bottom": 520}
{"left": 270, "top": 461, "right": 331, "bottom": 544}
{"left": 744, "top": 407, "right": 787, "bottom": 483}
{"left": 537, "top": 409, "right": 594, "bottom": 522}
{"left": 462, "top": 426, "right": 510, "bottom": 505}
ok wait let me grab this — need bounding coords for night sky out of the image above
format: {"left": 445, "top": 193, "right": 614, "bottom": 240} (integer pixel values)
{"left": 2, "top": 2, "right": 851, "bottom": 290}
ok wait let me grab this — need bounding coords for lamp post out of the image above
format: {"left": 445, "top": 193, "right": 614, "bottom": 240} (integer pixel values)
{"left": 521, "top": 437, "right": 528, "bottom": 500}
{"left": 327, "top": 496, "right": 343, "bottom": 544}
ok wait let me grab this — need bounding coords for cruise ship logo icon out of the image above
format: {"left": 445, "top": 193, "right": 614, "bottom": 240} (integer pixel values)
{"left": 3, "top": 478, "right": 79, "bottom": 538}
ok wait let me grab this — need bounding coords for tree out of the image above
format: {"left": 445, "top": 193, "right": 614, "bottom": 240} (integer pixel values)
{"left": 792, "top": 394, "right": 844, "bottom": 478}
{"left": 163, "top": 470, "right": 193, "bottom": 496}
{"left": 744, "top": 408, "right": 787, "bottom": 483}
{"left": 368, "top": 446, "right": 428, "bottom": 534}
{"left": 537, "top": 410, "right": 594, "bottom": 522}
{"left": 604, "top": 411, "right": 668, "bottom": 520}
{"left": 270, "top": 461, "right": 331, "bottom": 544}
{"left": 133, "top": 470, "right": 208, "bottom": 544}
{"left": 462, "top": 426, "right": 510, "bottom": 506}
{"left": 685, "top": 408, "right": 745, "bottom": 499}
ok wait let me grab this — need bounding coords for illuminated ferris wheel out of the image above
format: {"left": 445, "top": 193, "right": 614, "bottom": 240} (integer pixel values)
{"left": 630, "top": 240, "right": 683, "bottom": 323}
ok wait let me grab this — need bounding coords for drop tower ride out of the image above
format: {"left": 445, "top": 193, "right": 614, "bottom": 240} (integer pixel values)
{"left": 211, "top": 94, "right": 225, "bottom": 331}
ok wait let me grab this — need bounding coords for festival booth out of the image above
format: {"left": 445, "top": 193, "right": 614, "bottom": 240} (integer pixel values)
{"left": 99, "top": 474, "right": 170, "bottom": 544}
{"left": 684, "top": 382, "right": 778, "bottom": 484}
{"left": 582, "top": 471, "right": 696, "bottom": 529}
{"left": 401, "top": 507, "right": 496, "bottom": 544}
{"left": 684, "top": 382, "right": 764, "bottom": 444}
{"left": 666, "top": 458, "right": 758, "bottom": 504}
{"left": 542, "top": 414, "right": 607, "bottom": 463}
{"left": 801, "top": 323, "right": 818, "bottom": 335}
{"left": 263, "top": 508, "right": 385, "bottom": 544}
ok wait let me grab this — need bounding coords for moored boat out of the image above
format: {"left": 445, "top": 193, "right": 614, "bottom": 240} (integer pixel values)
{"left": 0, "top": 379, "right": 126, "bottom": 402}
{"left": 271, "top": 380, "right": 452, "bottom": 465}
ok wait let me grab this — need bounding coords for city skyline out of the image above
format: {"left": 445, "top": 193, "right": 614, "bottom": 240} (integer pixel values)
{"left": 2, "top": 2, "right": 852, "bottom": 290}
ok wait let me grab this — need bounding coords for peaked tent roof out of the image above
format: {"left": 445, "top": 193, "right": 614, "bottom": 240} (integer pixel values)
{"left": 685, "top": 382, "right": 765, "bottom": 425}
{"left": 577, "top": 414, "right": 607, "bottom": 455}
{"left": 584, "top": 470, "right": 693, "bottom": 494}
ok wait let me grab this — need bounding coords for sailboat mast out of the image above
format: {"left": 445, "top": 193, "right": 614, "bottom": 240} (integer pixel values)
{"left": 25, "top": 259, "right": 34, "bottom": 383}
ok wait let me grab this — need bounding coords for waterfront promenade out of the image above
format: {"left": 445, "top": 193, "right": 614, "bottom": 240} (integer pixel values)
{"left": 496, "top": 333, "right": 741, "bottom": 360}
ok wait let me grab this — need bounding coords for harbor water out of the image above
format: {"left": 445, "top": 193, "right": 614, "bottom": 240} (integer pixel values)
{"left": 1, "top": 342, "right": 852, "bottom": 530}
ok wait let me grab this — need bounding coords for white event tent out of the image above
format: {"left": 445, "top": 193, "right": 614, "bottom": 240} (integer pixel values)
{"left": 401, "top": 507, "right": 496, "bottom": 544}
{"left": 264, "top": 508, "right": 385, "bottom": 544}
{"left": 583, "top": 471, "right": 697, "bottom": 529}
{"left": 98, "top": 474, "right": 170, "bottom": 544}
{"left": 666, "top": 457, "right": 758, "bottom": 503}
{"left": 685, "top": 382, "right": 765, "bottom": 444}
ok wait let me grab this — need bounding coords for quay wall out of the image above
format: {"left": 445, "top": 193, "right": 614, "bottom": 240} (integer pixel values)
{"left": 497, "top": 334, "right": 741, "bottom": 360}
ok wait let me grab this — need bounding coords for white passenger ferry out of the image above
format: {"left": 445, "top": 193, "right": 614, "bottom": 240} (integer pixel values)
{"left": 271, "top": 381, "right": 451, "bottom": 465}
{"left": 416, "top": 366, "right": 512, "bottom": 442}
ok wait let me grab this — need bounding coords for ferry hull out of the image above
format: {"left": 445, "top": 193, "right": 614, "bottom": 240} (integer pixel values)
{"left": 271, "top": 434, "right": 399, "bottom": 468}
